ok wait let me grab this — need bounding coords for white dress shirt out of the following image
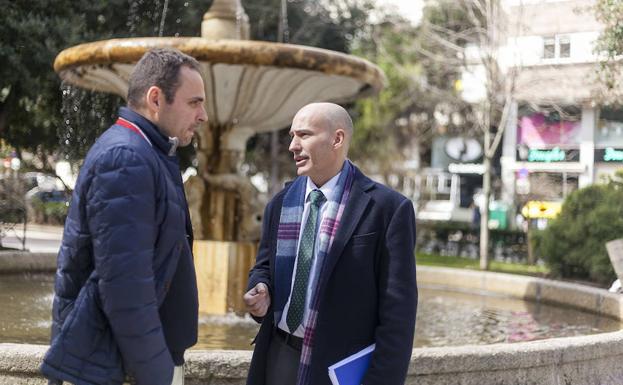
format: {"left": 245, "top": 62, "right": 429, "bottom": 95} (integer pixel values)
{"left": 278, "top": 172, "right": 342, "bottom": 337}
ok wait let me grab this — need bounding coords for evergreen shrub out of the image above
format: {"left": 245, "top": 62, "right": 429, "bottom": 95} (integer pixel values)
{"left": 534, "top": 176, "right": 623, "bottom": 285}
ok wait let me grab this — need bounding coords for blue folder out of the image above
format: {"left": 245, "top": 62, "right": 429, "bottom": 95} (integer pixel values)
{"left": 328, "top": 344, "right": 375, "bottom": 385}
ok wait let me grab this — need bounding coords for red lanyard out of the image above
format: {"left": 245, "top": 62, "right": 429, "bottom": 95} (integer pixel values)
{"left": 115, "top": 118, "right": 152, "bottom": 146}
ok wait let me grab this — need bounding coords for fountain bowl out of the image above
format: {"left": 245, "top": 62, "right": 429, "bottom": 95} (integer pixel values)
{"left": 54, "top": 37, "right": 384, "bottom": 135}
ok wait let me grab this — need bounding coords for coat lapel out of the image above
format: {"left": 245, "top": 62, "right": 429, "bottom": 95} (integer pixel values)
{"left": 317, "top": 168, "right": 374, "bottom": 292}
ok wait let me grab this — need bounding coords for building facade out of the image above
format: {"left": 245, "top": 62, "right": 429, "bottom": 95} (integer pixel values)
{"left": 497, "top": 0, "right": 620, "bottom": 220}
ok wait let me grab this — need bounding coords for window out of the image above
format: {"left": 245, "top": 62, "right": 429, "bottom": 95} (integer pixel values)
{"left": 543, "top": 37, "right": 556, "bottom": 59}
{"left": 542, "top": 35, "right": 571, "bottom": 59}
{"left": 559, "top": 36, "right": 570, "bottom": 58}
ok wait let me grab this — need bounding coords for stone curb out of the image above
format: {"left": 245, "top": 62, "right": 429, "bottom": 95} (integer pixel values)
{"left": 4, "top": 332, "right": 623, "bottom": 385}
{"left": 0, "top": 252, "right": 56, "bottom": 274}
{"left": 417, "top": 266, "right": 623, "bottom": 319}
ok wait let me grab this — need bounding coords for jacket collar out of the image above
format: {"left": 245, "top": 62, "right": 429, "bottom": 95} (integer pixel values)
{"left": 352, "top": 165, "right": 375, "bottom": 192}
{"left": 316, "top": 165, "right": 375, "bottom": 292}
{"left": 118, "top": 107, "right": 178, "bottom": 156}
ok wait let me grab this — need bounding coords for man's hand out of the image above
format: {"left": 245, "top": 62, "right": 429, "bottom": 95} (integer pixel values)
{"left": 243, "top": 283, "right": 271, "bottom": 317}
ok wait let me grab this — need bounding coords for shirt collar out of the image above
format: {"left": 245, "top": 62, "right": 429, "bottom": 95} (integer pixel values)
{"left": 305, "top": 171, "right": 341, "bottom": 204}
{"left": 118, "top": 107, "right": 178, "bottom": 157}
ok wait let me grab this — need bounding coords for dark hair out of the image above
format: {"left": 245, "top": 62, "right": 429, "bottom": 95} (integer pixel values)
{"left": 127, "top": 48, "right": 202, "bottom": 109}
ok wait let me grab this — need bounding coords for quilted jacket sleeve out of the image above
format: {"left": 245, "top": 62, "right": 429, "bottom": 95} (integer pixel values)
{"left": 86, "top": 146, "right": 174, "bottom": 385}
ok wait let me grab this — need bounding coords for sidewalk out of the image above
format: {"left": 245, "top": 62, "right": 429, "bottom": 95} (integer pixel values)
{"left": 28, "top": 224, "right": 63, "bottom": 239}
{"left": 2, "top": 223, "right": 63, "bottom": 253}
{"left": 7, "top": 223, "right": 64, "bottom": 238}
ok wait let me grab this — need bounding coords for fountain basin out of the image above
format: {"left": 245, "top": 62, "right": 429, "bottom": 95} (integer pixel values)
{"left": 54, "top": 37, "right": 384, "bottom": 137}
{"left": 2, "top": 265, "right": 623, "bottom": 384}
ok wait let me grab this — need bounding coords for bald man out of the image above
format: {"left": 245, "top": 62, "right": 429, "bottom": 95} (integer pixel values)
{"left": 243, "top": 103, "right": 417, "bottom": 385}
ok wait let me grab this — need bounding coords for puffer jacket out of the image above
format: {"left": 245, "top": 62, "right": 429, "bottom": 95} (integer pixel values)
{"left": 40, "top": 107, "right": 198, "bottom": 385}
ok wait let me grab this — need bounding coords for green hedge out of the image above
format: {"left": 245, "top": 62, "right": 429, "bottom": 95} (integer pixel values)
{"left": 533, "top": 179, "right": 623, "bottom": 285}
{"left": 416, "top": 221, "right": 527, "bottom": 249}
{"left": 31, "top": 199, "right": 68, "bottom": 225}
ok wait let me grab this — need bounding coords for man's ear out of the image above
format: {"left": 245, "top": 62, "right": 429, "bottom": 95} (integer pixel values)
{"left": 145, "top": 86, "right": 162, "bottom": 114}
{"left": 334, "top": 128, "right": 346, "bottom": 148}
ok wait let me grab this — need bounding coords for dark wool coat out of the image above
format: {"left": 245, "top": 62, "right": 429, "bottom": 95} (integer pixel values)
{"left": 246, "top": 166, "right": 418, "bottom": 385}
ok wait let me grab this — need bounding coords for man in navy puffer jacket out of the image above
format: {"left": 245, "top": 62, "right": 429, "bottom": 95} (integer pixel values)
{"left": 41, "top": 48, "right": 207, "bottom": 385}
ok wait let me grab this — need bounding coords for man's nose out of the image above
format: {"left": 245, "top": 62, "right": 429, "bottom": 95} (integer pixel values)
{"left": 289, "top": 137, "right": 300, "bottom": 153}
{"left": 198, "top": 104, "right": 208, "bottom": 122}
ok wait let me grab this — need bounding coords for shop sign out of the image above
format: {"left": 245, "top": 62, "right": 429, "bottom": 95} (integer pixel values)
{"left": 517, "top": 147, "right": 580, "bottom": 162}
{"left": 595, "top": 147, "right": 623, "bottom": 162}
{"left": 529, "top": 148, "right": 565, "bottom": 162}
{"left": 518, "top": 112, "right": 580, "bottom": 147}
{"left": 521, "top": 201, "right": 562, "bottom": 219}
{"left": 444, "top": 137, "right": 483, "bottom": 162}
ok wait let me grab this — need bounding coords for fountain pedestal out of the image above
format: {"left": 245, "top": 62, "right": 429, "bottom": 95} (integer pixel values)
{"left": 194, "top": 240, "right": 256, "bottom": 314}
{"left": 188, "top": 128, "right": 263, "bottom": 315}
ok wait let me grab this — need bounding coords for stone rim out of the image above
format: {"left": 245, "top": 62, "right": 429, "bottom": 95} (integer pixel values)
{"left": 53, "top": 37, "right": 385, "bottom": 93}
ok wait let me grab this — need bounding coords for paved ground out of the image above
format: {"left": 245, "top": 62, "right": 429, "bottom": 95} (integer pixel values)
{"left": 1, "top": 224, "right": 62, "bottom": 253}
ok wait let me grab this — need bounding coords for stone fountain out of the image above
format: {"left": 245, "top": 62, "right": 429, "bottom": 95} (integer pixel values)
{"left": 53, "top": 0, "right": 384, "bottom": 314}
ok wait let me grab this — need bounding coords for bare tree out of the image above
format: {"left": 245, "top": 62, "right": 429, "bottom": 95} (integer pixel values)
{"left": 417, "top": 0, "right": 520, "bottom": 269}
{"left": 350, "top": 7, "right": 476, "bottom": 199}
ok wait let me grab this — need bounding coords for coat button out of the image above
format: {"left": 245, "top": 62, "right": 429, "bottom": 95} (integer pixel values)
{"left": 164, "top": 281, "right": 170, "bottom": 291}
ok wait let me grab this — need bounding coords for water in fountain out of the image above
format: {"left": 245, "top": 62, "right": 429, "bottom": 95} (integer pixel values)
{"left": 235, "top": 0, "right": 243, "bottom": 40}
{"left": 158, "top": 0, "right": 169, "bottom": 37}
{"left": 150, "top": 0, "right": 163, "bottom": 36}
{"left": 126, "top": 0, "right": 197, "bottom": 38}
{"left": 58, "top": 0, "right": 199, "bottom": 163}
{"left": 126, "top": 0, "right": 171, "bottom": 37}
{"left": 171, "top": 1, "right": 194, "bottom": 38}
{"left": 59, "top": 84, "right": 122, "bottom": 163}
{"left": 1, "top": 275, "right": 620, "bottom": 349}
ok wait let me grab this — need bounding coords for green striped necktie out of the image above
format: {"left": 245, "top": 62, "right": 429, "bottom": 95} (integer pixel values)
{"left": 286, "top": 189, "right": 326, "bottom": 332}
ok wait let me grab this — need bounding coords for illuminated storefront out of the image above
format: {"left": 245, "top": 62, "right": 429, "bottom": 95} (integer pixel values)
{"left": 510, "top": 108, "right": 582, "bottom": 202}
{"left": 501, "top": 105, "right": 623, "bottom": 228}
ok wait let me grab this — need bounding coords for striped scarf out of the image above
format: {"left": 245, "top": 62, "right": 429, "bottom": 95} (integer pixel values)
{"left": 273, "top": 160, "right": 354, "bottom": 385}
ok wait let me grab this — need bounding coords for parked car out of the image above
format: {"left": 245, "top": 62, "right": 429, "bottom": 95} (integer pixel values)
{"left": 22, "top": 172, "right": 63, "bottom": 191}
{"left": 25, "top": 182, "right": 70, "bottom": 225}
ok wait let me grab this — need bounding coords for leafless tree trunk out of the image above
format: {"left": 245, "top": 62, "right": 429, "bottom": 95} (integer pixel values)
{"left": 419, "top": 0, "right": 520, "bottom": 269}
